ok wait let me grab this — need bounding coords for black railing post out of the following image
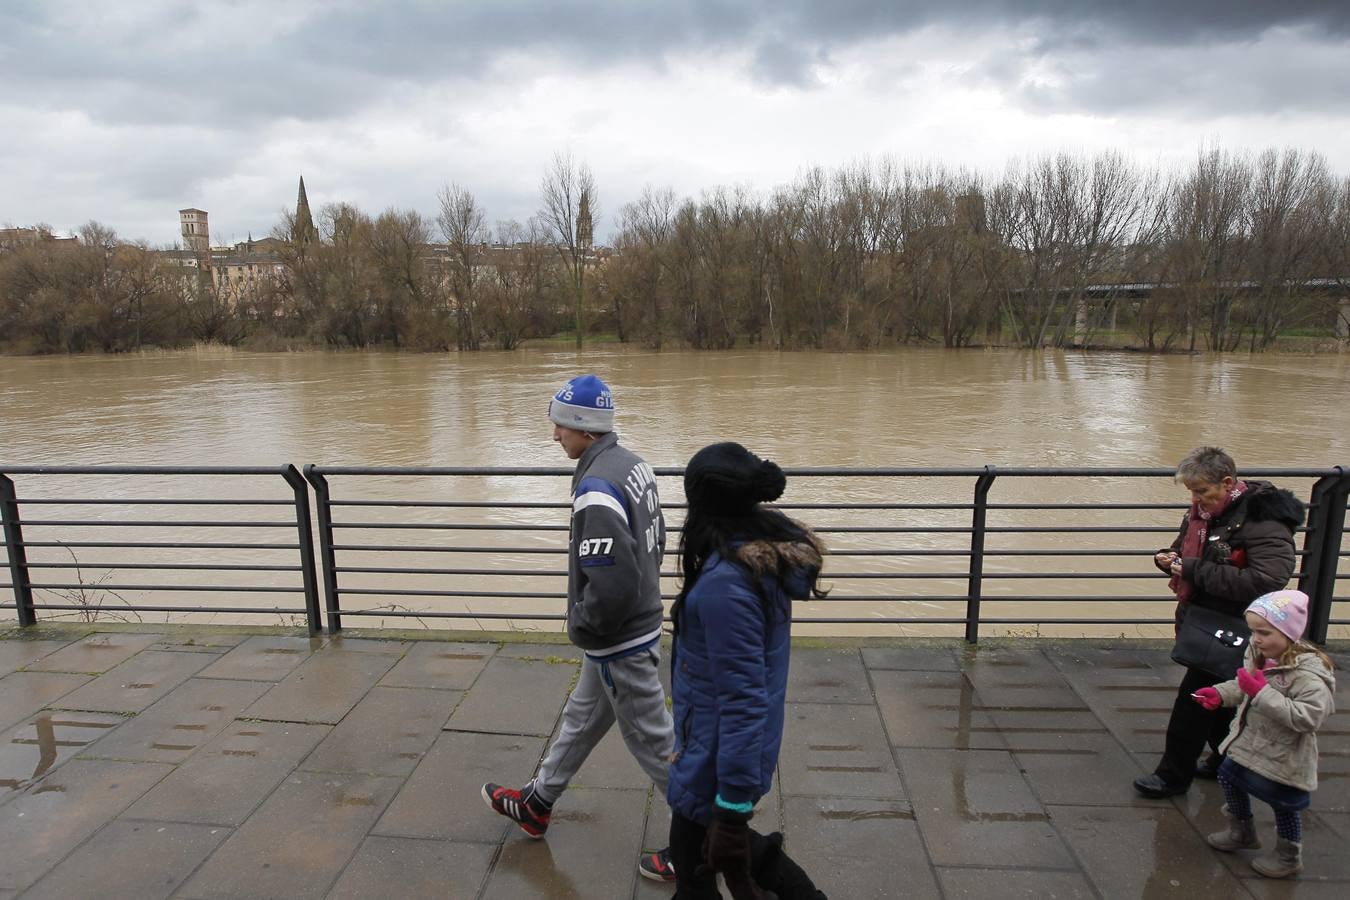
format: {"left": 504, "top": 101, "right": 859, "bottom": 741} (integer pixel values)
{"left": 282, "top": 466, "right": 321, "bottom": 635}
{"left": 303, "top": 465, "right": 342, "bottom": 633}
{"left": 1298, "top": 466, "right": 1349, "bottom": 645}
{"left": 1, "top": 474, "right": 36, "bottom": 626}
{"left": 964, "top": 466, "right": 997, "bottom": 644}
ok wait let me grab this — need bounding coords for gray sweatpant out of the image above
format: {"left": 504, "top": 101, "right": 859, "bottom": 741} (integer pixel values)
{"left": 531, "top": 646, "right": 674, "bottom": 804}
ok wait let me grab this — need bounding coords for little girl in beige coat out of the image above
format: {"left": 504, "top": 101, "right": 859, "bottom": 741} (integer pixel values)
{"left": 1192, "top": 589, "right": 1336, "bottom": 878}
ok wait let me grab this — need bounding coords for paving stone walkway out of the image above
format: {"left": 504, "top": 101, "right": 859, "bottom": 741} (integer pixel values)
{"left": 0, "top": 627, "right": 1347, "bottom": 899}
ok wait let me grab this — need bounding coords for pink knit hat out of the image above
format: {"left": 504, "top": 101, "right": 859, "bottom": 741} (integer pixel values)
{"left": 1246, "top": 589, "right": 1309, "bottom": 642}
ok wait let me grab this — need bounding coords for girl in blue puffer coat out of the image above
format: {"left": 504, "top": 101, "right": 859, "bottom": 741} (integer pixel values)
{"left": 667, "top": 442, "right": 828, "bottom": 900}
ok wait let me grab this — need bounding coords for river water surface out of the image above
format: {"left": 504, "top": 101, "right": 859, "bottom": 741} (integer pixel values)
{"left": 2, "top": 348, "right": 1347, "bottom": 636}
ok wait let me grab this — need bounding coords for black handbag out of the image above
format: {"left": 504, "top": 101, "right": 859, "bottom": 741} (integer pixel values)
{"left": 1171, "top": 604, "right": 1250, "bottom": 678}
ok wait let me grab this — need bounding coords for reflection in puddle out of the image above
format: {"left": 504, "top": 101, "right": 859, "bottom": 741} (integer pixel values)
{"left": 3, "top": 713, "right": 119, "bottom": 790}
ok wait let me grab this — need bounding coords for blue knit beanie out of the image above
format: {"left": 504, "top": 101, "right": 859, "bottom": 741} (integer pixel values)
{"left": 548, "top": 374, "right": 615, "bottom": 433}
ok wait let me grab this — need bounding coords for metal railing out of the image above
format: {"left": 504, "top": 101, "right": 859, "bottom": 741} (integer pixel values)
{"left": 3, "top": 464, "right": 1347, "bottom": 642}
{"left": 1, "top": 466, "right": 320, "bottom": 632}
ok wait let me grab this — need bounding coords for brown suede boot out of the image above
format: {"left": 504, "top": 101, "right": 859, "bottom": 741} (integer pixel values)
{"left": 1206, "top": 814, "right": 1259, "bottom": 852}
{"left": 1251, "top": 838, "right": 1302, "bottom": 878}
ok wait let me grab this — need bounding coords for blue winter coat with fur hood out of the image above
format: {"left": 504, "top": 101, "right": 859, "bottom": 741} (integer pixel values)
{"left": 667, "top": 537, "right": 823, "bottom": 825}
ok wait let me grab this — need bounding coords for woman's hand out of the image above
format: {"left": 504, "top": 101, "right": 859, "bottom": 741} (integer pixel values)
{"left": 1155, "top": 551, "right": 1178, "bottom": 574}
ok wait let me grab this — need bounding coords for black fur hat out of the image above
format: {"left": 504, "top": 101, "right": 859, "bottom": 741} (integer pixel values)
{"left": 684, "top": 442, "right": 786, "bottom": 515}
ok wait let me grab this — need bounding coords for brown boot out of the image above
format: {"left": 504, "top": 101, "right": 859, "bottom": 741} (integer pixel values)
{"left": 1206, "top": 814, "right": 1259, "bottom": 852}
{"left": 1251, "top": 838, "right": 1302, "bottom": 878}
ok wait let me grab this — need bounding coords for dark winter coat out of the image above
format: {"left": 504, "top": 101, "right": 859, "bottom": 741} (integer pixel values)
{"left": 666, "top": 538, "right": 822, "bottom": 826}
{"left": 1160, "top": 480, "right": 1306, "bottom": 618}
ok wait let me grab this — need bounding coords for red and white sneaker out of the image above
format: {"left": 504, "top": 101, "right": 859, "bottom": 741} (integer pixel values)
{"left": 638, "top": 847, "right": 676, "bottom": 882}
{"left": 480, "top": 782, "right": 551, "bottom": 838}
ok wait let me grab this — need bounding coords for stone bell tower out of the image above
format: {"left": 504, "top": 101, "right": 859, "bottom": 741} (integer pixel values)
{"left": 179, "top": 208, "right": 210, "bottom": 253}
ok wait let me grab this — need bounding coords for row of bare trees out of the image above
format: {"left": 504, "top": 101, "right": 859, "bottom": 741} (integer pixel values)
{"left": 603, "top": 148, "right": 1349, "bottom": 350}
{"left": 3, "top": 148, "right": 1347, "bottom": 354}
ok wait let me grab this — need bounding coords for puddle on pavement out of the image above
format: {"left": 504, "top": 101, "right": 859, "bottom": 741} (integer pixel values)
{"left": 3, "top": 712, "right": 121, "bottom": 789}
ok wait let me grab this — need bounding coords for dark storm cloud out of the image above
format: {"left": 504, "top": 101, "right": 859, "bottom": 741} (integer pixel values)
{"left": 3, "top": 0, "right": 1348, "bottom": 242}
{"left": 4, "top": 1, "right": 1347, "bottom": 125}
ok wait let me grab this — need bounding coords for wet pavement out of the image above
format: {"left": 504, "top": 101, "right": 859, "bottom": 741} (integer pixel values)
{"left": 0, "top": 627, "right": 1346, "bottom": 899}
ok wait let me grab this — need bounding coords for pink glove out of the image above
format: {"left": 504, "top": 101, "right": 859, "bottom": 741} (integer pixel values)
{"left": 1191, "top": 687, "right": 1221, "bottom": 710}
{"left": 1237, "top": 666, "right": 1267, "bottom": 698}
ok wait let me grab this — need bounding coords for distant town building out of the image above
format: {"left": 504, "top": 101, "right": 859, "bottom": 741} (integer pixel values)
{"left": 212, "top": 236, "right": 287, "bottom": 296}
{"left": 160, "top": 180, "right": 310, "bottom": 303}
{"left": 0, "top": 226, "right": 78, "bottom": 251}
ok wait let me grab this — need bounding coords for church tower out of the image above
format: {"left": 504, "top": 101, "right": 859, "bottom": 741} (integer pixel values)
{"left": 179, "top": 208, "right": 210, "bottom": 253}
{"left": 294, "top": 176, "right": 317, "bottom": 243}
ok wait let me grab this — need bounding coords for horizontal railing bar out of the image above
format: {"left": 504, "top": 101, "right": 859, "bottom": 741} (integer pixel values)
{"left": 332, "top": 544, "right": 566, "bottom": 553}
{"left": 339, "top": 588, "right": 565, "bottom": 598}
{"left": 32, "top": 584, "right": 300, "bottom": 593}
{"left": 325, "top": 500, "right": 1196, "bottom": 513}
{"left": 21, "top": 541, "right": 301, "bottom": 550}
{"left": 327, "top": 523, "right": 1182, "bottom": 535}
{"left": 329, "top": 567, "right": 1158, "bottom": 580}
{"left": 19, "top": 520, "right": 297, "bottom": 528}
{"left": 29, "top": 604, "right": 308, "bottom": 614}
{"left": 0, "top": 466, "right": 292, "bottom": 475}
{"left": 327, "top": 500, "right": 1198, "bottom": 513}
{"left": 27, "top": 563, "right": 302, "bottom": 572}
{"left": 337, "top": 566, "right": 564, "bottom": 577}
{"left": 307, "top": 466, "right": 1340, "bottom": 478}
{"left": 337, "top": 609, "right": 565, "bottom": 620}
{"left": 323, "top": 546, "right": 1191, "bottom": 557}
{"left": 16, "top": 498, "right": 292, "bottom": 506}
{"left": 332, "top": 522, "right": 568, "bottom": 531}
{"left": 0, "top": 602, "right": 1333, "bottom": 622}
{"left": 332, "top": 500, "right": 570, "bottom": 509}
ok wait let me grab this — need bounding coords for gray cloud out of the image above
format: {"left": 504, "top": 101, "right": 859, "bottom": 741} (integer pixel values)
{"left": 3, "top": 1, "right": 1349, "bottom": 242}
{"left": 5, "top": 1, "right": 1348, "bottom": 123}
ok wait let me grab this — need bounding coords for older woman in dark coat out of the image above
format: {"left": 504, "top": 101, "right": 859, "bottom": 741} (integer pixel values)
{"left": 1133, "top": 446, "right": 1305, "bottom": 799}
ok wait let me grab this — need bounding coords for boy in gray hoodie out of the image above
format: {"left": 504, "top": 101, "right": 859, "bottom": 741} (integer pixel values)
{"left": 482, "top": 374, "right": 678, "bottom": 882}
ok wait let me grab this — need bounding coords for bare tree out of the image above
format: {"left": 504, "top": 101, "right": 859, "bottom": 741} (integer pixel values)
{"left": 539, "top": 151, "right": 597, "bottom": 347}
{"left": 437, "top": 183, "right": 488, "bottom": 350}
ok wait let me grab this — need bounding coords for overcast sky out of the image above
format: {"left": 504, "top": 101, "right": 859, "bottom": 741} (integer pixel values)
{"left": 3, "top": 0, "right": 1348, "bottom": 247}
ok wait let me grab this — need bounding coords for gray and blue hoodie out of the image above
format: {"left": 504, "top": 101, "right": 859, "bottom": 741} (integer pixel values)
{"left": 565, "top": 432, "right": 666, "bottom": 658}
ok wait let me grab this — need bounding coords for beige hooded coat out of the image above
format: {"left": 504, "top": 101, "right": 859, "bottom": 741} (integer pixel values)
{"left": 1215, "top": 647, "right": 1336, "bottom": 792}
